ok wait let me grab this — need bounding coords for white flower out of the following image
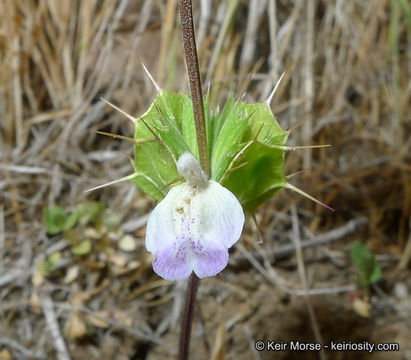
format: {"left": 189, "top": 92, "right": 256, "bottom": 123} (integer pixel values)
{"left": 145, "top": 153, "right": 245, "bottom": 281}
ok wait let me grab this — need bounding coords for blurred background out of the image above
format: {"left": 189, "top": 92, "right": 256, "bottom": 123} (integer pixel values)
{"left": 0, "top": 0, "right": 410, "bottom": 359}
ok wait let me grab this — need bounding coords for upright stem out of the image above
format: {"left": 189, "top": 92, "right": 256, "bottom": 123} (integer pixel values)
{"left": 178, "top": 1, "right": 206, "bottom": 359}
{"left": 179, "top": 0, "right": 209, "bottom": 176}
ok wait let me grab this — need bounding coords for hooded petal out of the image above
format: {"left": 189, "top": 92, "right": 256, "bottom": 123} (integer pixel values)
{"left": 191, "top": 180, "right": 244, "bottom": 248}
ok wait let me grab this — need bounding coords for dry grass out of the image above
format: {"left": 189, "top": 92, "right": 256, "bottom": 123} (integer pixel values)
{"left": 0, "top": 0, "right": 410, "bottom": 359}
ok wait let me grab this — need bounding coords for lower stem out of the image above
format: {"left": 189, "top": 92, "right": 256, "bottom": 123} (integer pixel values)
{"left": 178, "top": 273, "right": 200, "bottom": 360}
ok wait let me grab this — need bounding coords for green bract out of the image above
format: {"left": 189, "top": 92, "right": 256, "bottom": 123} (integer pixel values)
{"left": 132, "top": 90, "right": 288, "bottom": 212}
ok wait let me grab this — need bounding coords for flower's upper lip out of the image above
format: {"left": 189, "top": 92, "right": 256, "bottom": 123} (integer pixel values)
{"left": 177, "top": 152, "right": 208, "bottom": 187}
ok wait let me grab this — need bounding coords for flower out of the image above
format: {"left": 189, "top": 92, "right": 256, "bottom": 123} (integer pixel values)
{"left": 145, "top": 153, "right": 245, "bottom": 281}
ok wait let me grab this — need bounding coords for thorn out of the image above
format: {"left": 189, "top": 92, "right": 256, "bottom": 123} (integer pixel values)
{"left": 101, "top": 96, "right": 176, "bottom": 168}
{"left": 142, "top": 63, "right": 161, "bottom": 93}
{"left": 123, "top": 150, "right": 135, "bottom": 168}
{"left": 101, "top": 97, "right": 136, "bottom": 124}
{"left": 267, "top": 144, "right": 331, "bottom": 151}
{"left": 96, "top": 130, "right": 154, "bottom": 144}
{"left": 286, "top": 117, "right": 309, "bottom": 134}
{"left": 267, "top": 71, "right": 285, "bottom": 108}
{"left": 140, "top": 116, "right": 162, "bottom": 142}
{"left": 131, "top": 115, "right": 176, "bottom": 165}
{"left": 285, "top": 183, "right": 335, "bottom": 212}
{"left": 154, "top": 103, "right": 168, "bottom": 128}
{"left": 286, "top": 170, "right": 306, "bottom": 180}
{"left": 253, "top": 123, "right": 264, "bottom": 141}
{"left": 104, "top": 97, "right": 160, "bottom": 143}
{"left": 84, "top": 173, "right": 138, "bottom": 193}
{"left": 160, "top": 175, "right": 184, "bottom": 191}
{"left": 225, "top": 162, "right": 248, "bottom": 176}
{"left": 219, "top": 140, "right": 254, "bottom": 183}
{"left": 251, "top": 212, "right": 264, "bottom": 245}
{"left": 241, "top": 109, "right": 257, "bottom": 130}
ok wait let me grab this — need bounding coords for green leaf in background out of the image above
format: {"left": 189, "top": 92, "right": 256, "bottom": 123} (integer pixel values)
{"left": 37, "top": 251, "right": 61, "bottom": 276}
{"left": 132, "top": 90, "right": 288, "bottom": 212}
{"left": 44, "top": 206, "right": 69, "bottom": 235}
{"left": 48, "top": 252, "right": 62, "bottom": 265}
{"left": 350, "top": 241, "right": 382, "bottom": 287}
{"left": 71, "top": 239, "right": 92, "bottom": 256}
{"left": 76, "top": 201, "right": 106, "bottom": 226}
{"left": 101, "top": 209, "right": 119, "bottom": 228}
{"left": 62, "top": 212, "right": 79, "bottom": 231}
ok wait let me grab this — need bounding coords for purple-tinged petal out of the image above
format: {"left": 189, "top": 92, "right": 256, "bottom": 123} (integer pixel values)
{"left": 152, "top": 234, "right": 192, "bottom": 281}
{"left": 192, "top": 237, "right": 229, "bottom": 278}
